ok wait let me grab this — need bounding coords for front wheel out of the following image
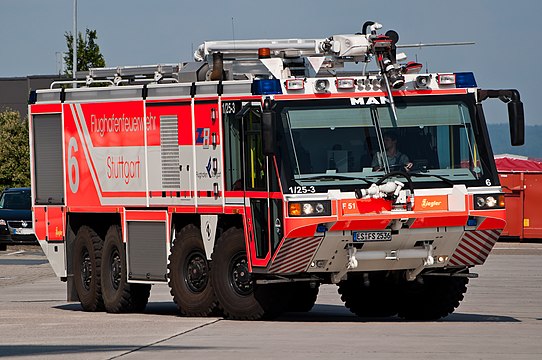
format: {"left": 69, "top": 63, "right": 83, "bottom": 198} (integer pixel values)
{"left": 210, "top": 227, "right": 283, "bottom": 320}
{"left": 283, "top": 283, "right": 319, "bottom": 313}
{"left": 397, "top": 275, "right": 469, "bottom": 320}
{"left": 101, "top": 225, "right": 151, "bottom": 313}
{"left": 338, "top": 272, "right": 398, "bottom": 318}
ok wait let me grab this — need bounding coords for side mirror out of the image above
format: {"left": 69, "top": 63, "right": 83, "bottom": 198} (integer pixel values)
{"left": 478, "top": 89, "right": 525, "bottom": 146}
{"left": 508, "top": 101, "right": 525, "bottom": 146}
{"left": 262, "top": 109, "right": 276, "bottom": 156}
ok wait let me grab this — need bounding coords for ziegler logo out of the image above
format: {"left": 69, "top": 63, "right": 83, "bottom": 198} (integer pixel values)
{"left": 414, "top": 195, "right": 448, "bottom": 211}
{"left": 350, "top": 97, "right": 390, "bottom": 106}
{"left": 421, "top": 199, "right": 442, "bottom": 208}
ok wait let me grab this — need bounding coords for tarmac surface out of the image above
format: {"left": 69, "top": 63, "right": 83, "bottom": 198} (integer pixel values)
{"left": 0, "top": 242, "right": 541, "bottom": 359}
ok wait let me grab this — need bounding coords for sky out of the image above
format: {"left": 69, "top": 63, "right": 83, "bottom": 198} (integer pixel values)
{"left": 0, "top": 0, "right": 539, "bottom": 125}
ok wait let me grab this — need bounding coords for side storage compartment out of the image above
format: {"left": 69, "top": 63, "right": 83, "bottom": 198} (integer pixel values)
{"left": 32, "top": 113, "right": 64, "bottom": 205}
{"left": 125, "top": 211, "right": 169, "bottom": 282}
{"left": 31, "top": 112, "right": 67, "bottom": 278}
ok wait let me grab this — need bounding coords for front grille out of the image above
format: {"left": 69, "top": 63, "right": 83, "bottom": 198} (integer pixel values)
{"left": 7, "top": 221, "right": 33, "bottom": 229}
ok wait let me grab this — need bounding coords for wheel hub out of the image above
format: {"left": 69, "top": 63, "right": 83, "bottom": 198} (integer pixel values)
{"left": 230, "top": 253, "right": 253, "bottom": 296}
{"left": 185, "top": 252, "right": 209, "bottom": 293}
{"left": 110, "top": 248, "right": 122, "bottom": 290}
{"left": 81, "top": 248, "right": 92, "bottom": 291}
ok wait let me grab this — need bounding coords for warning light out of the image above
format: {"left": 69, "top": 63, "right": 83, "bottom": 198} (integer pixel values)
{"left": 285, "top": 79, "right": 305, "bottom": 90}
{"left": 258, "top": 47, "right": 271, "bottom": 59}
{"left": 336, "top": 78, "right": 355, "bottom": 89}
{"left": 438, "top": 74, "right": 456, "bottom": 85}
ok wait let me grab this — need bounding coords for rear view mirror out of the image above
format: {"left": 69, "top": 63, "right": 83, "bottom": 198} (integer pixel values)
{"left": 262, "top": 110, "right": 276, "bottom": 156}
{"left": 479, "top": 89, "right": 525, "bottom": 146}
{"left": 262, "top": 98, "right": 276, "bottom": 156}
{"left": 507, "top": 101, "right": 524, "bottom": 146}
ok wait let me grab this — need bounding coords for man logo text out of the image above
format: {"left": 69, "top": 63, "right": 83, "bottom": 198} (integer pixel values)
{"left": 350, "top": 97, "right": 390, "bottom": 106}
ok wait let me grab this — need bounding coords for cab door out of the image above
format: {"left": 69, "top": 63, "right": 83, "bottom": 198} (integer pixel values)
{"left": 240, "top": 104, "right": 282, "bottom": 268}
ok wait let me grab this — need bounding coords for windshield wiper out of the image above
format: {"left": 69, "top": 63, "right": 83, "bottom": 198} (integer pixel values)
{"left": 297, "top": 174, "right": 372, "bottom": 184}
{"left": 408, "top": 172, "right": 455, "bottom": 187}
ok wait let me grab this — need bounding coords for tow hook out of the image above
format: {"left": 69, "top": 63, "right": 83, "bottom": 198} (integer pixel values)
{"left": 344, "top": 243, "right": 435, "bottom": 281}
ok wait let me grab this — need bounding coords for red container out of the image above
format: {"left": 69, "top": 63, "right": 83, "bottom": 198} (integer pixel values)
{"left": 499, "top": 172, "right": 542, "bottom": 240}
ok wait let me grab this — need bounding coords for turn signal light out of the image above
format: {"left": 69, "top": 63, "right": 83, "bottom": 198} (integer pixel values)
{"left": 289, "top": 203, "right": 301, "bottom": 216}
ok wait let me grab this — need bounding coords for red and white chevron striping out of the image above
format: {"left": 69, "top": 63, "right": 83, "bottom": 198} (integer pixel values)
{"left": 449, "top": 229, "right": 501, "bottom": 266}
{"left": 269, "top": 236, "right": 323, "bottom": 273}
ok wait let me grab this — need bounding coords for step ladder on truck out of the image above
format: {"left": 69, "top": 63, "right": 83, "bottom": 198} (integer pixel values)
{"left": 29, "top": 21, "right": 524, "bottom": 320}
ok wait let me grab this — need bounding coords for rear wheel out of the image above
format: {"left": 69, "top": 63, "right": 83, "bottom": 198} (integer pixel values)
{"left": 397, "top": 275, "right": 469, "bottom": 320}
{"left": 168, "top": 224, "right": 217, "bottom": 316}
{"left": 338, "top": 272, "right": 398, "bottom": 318}
{"left": 73, "top": 226, "right": 104, "bottom": 312}
{"left": 211, "top": 227, "right": 283, "bottom": 320}
{"left": 101, "top": 225, "right": 151, "bottom": 313}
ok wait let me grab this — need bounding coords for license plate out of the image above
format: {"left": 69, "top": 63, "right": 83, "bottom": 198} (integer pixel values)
{"left": 13, "top": 228, "right": 34, "bottom": 235}
{"left": 353, "top": 231, "right": 392, "bottom": 242}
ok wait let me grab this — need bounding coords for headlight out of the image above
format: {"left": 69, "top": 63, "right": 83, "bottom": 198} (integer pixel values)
{"left": 474, "top": 194, "right": 505, "bottom": 210}
{"left": 289, "top": 201, "right": 331, "bottom": 217}
{"left": 0, "top": 219, "right": 6, "bottom": 226}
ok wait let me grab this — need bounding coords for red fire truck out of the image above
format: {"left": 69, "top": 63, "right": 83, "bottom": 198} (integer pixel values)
{"left": 29, "top": 21, "right": 524, "bottom": 320}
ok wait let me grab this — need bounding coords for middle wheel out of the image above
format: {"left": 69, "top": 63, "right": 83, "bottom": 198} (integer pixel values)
{"left": 168, "top": 224, "right": 217, "bottom": 316}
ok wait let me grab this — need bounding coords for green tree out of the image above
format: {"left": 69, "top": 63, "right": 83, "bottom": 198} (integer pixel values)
{"left": 0, "top": 110, "right": 30, "bottom": 189}
{"left": 64, "top": 28, "right": 106, "bottom": 75}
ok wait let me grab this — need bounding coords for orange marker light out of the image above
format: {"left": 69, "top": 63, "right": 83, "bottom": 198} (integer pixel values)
{"left": 289, "top": 203, "right": 301, "bottom": 216}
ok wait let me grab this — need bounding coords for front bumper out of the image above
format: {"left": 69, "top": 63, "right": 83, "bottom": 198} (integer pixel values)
{"left": 0, "top": 225, "right": 37, "bottom": 245}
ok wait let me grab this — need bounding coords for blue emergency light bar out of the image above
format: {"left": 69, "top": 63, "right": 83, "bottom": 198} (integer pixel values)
{"left": 252, "top": 79, "right": 282, "bottom": 95}
{"left": 455, "top": 72, "right": 477, "bottom": 88}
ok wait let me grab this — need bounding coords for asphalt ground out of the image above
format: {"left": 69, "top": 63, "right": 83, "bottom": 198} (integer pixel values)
{"left": 0, "top": 243, "right": 541, "bottom": 359}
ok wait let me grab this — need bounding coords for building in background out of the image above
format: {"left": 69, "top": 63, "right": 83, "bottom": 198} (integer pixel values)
{"left": 0, "top": 75, "right": 64, "bottom": 118}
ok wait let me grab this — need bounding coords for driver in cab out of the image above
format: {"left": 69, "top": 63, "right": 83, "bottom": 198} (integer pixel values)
{"left": 372, "top": 131, "right": 413, "bottom": 171}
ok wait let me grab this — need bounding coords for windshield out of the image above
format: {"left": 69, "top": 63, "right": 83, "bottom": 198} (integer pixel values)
{"left": 277, "top": 95, "right": 495, "bottom": 192}
{"left": 0, "top": 190, "right": 31, "bottom": 210}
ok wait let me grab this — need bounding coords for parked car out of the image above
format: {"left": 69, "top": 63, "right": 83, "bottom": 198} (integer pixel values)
{"left": 0, "top": 187, "right": 36, "bottom": 250}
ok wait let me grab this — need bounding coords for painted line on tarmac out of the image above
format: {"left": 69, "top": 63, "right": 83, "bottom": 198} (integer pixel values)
{"left": 6, "top": 250, "right": 25, "bottom": 256}
{"left": 108, "top": 318, "right": 222, "bottom": 359}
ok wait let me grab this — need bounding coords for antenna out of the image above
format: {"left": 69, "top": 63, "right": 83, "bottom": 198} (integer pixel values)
{"left": 231, "top": 17, "right": 236, "bottom": 52}
{"left": 398, "top": 41, "right": 475, "bottom": 49}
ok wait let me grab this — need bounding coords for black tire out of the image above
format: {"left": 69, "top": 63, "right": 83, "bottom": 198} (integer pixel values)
{"left": 0, "top": 244, "right": 7, "bottom": 251}
{"left": 101, "top": 225, "right": 151, "bottom": 313}
{"left": 397, "top": 275, "right": 469, "bottom": 321}
{"left": 338, "top": 272, "right": 398, "bottom": 318}
{"left": 168, "top": 224, "right": 217, "bottom": 316}
{"left": 73, "top": 226, "right": 104, "bottom": 312}
{"left": 210, "top": 227, "right": 283, "bottom": 320}
{"left": 283, "top": 283, "right": 319, "bottom": 313}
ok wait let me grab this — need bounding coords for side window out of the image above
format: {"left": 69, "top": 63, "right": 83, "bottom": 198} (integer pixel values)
{"left": 243, "top": 107, "right": 266, "bottom": 191}
{"left": 223, "top": 102, "right": 243, "bottom": 190}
